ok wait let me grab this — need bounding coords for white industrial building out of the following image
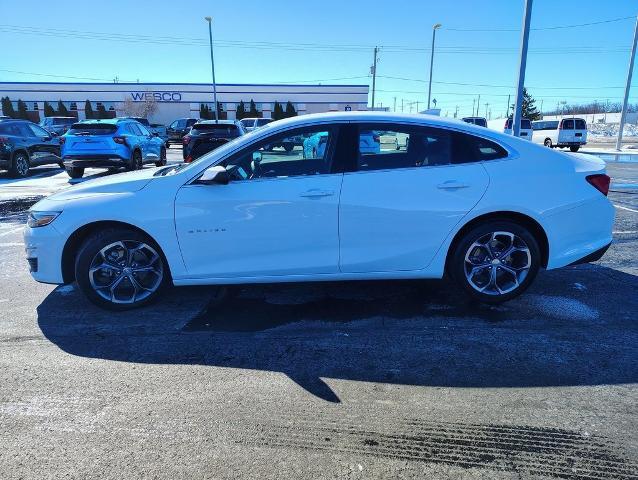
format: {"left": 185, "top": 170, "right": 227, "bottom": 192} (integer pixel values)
{"left": 0, "top": 82, "right": 370, "bottom": 124}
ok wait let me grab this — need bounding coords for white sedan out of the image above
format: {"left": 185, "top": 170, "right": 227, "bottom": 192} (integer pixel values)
{"left": 24, "top": 112, "right": 614, "bottom": 310}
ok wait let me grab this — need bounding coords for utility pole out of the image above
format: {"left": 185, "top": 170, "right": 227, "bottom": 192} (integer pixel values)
{"left": 513, "top": 0, "right": 533, "bottom": 137}
{"left": 427, "top": 23, "right": 442, "bottom": 110}
{"left": 393, "top": 96, "right": 397, "bottom": 112}
{"left": 617, "top": 15, "right": 638, "bottom": 150}
{"left": 454, "top": 105, "right": 459, "bottom": 118}
{"left": 205, "top": 16, "right": 219, "bottom": 123}
{"left": 401, "top": 98, "right": 404, "bottom": 113}
{"left": 472, "top": 98, "right": 476, "bottom": 117}
{"left": 370, "top": 46, "right": 379, "bottom": 110}
{"left": 485, "top": 103, "right": 489, "bottom": 118}
{"left": 476, "top": 94, "right": 481, "bottom": 116}
{"left": 540, "top": 99, "right": 543, "bottom": 118}
{"left": 416, "top": 101, "right": 420, "bottom": 112}
{"left": 505, "top": 94, "right": 511, "bottom": 118}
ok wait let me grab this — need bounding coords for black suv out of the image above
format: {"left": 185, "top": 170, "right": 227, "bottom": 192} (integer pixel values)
{"left": 167, "top": 118, "right": 198, "bottom": 147}
{"left": 183, "top": 120, "right": 245, "bottom": 162}
{"left": 0, "top": 120, "right": 62, "bottom": 177}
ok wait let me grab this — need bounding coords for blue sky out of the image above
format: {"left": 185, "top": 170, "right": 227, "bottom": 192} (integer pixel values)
{"left": 0, "top": 0, "right": 636, "bottom": 118}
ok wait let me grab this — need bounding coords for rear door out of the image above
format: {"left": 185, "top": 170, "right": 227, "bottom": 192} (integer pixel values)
{"left": 338, "top": 123, "right": 491, "bottom": 273}
{"left": 559, "top": 119, "right": 575, "bottom": 144}
{"left": 574, "top": 118, "right": 587, "bottom": 144}
{"left": 25, "top": 123, "right": 60, "bottom": 165}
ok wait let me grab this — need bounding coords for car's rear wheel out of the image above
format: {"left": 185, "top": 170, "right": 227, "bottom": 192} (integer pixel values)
{"left": 543, "top": 138, "right": 552, "bottom": 148}
{"left": 449, "top": 221, "right": 541, "bottom": 304}
{"left": 155, "top": 147, "right": 167, "bottom": 167}
{"left": 128, "top": 149, "right": 143, "bottom": 171}
{"left": 66, "top": 167, "right": 84, "bottom": 179}
{"left": 9, "top": 152, "right": 30, "bottom": 178}
{"left": 570, "top": 145, "right": 580, "bottom": 152}
{"left": 75, "top": 227, "right": 168, "bottom": 310}
{"left": 283, "top": 143, "right": 294, "bottom": 152}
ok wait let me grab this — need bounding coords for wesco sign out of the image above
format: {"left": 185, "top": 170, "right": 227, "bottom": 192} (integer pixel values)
{"left": 130, "top": 92, "right": 182, "bottom": 102}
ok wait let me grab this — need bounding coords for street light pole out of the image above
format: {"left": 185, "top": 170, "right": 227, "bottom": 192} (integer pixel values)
{"left": 616, "top": 15, "right": 638, "bottom": 151}
{"left": 427, "top": 23, "right": 442, "bottom": 110}
{"left": 512, "top": 0, "right": 533, "bottom": 137}
{"left": 204, "top": 16, "right": 219, "bottom": 123}
{"left": 370, "top": 46, "right": 378, "bottom": 110}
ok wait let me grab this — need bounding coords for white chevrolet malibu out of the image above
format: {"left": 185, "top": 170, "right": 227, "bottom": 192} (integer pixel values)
{"left": 24, "top": 112, "right": 614, "bottom": 310}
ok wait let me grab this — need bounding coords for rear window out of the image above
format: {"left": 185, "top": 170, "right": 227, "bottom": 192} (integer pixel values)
{"left": 68, "top": 123, "right": 117, "bottom": 135}
{"left": 574, "top": 119, "right": 586, "bottom": 130}
{"left": 505, "top": 119, "right": 531, "bottom": 129}
{"left": 561, "top": 119, "right": 574, "bottom": 130}
{"left": 53, "top": 118, "right": 74, "bottom": 125}
{"left": 256, "top": 118, "right": 272, "bottom": 127}
{"left": 191, "top": 124, "right": 241, "bottom": 137}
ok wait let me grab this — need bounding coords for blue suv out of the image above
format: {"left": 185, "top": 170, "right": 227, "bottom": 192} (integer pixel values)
{"left": 61, "top": 118, "right": 167, "bottom": 179}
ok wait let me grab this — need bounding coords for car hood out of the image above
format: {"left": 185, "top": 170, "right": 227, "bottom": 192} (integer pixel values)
{"left": 45, "top": 168, "right": 158, "bottom": 202}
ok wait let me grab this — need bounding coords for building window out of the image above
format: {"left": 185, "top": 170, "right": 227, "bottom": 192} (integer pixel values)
{"left": 70, "top": 102, "right": 78, "bottom": 111}
{"left": 33, "top": 102, "right": 39, "bottom": 111}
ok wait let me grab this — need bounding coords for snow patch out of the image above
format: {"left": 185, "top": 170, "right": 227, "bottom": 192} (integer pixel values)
{"left": 522, "top": 294, "right": 599, "bottom": 321}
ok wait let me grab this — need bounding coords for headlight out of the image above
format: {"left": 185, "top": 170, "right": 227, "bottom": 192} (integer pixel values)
{"left": 27, "top": 211, "right": 61, "bottom": 228}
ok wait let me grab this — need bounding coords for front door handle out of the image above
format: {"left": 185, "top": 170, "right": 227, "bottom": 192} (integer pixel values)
{"left": 437, "top": 181, "right": 469, "bottom": 190}
{"left": 299, "top": 189, "right": 334, "bottom": 197}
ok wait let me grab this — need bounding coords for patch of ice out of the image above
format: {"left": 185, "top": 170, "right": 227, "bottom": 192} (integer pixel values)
{"left": 522, "top": 294, "right": 599, "bottom": 321}
{"left": 56, "top": 284, "right": 75, "bottom": 295}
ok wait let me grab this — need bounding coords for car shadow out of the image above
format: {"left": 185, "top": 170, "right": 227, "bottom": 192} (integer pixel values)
{"left": 37, "top": 264, "right": 638, "bottom": 403}
{"left": 0, "top": 166, "right": 63, "bottom": 183}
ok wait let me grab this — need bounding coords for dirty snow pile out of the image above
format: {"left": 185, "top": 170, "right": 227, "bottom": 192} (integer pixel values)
{"left": 588, "top": 122, "right": 638, "bottom": 138}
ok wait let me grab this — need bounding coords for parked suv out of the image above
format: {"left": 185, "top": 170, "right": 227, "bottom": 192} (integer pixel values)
{"left": 167, "top": 118, "right": 198, "bottom": 147}
{"left": 120, "top": 117, "right": 168, "bottom": 144}
{"left": 503, "top": 118, "right": 533, "bottom": 140}
{"left": 240, "top": 117, "right": 273, "bottom": 132}
{"left": 461, "top": 116, "right": 488, "bottom": 127}
{"left": 40, "top": 116, "right": 76, "bottom": 136}
{"left": 532, "top": 118, "right": 587, "bottom": 152}
{"left": 183, "top": 120, "right": 246, "bottom": 162}
{"left": 0, "top": 120, "right": 62, "bottom": 177}
{"left": 61, "top": 119, "right": 167, "bottom": 179}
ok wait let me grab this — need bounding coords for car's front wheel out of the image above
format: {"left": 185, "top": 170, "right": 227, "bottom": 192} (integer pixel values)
{"left": 9, "top": 152, "right": 30, "bottom": 178}
{"left": 75, "top": 228, "right": 168, "bottom": 310}
{"left": 449, "top": 221, "right": 541, "bottom": 304}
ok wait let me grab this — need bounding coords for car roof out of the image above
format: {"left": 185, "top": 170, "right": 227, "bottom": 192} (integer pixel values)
{"left": 76, "top": 118, "right": 127, "bottom": 125}
{"left": 45, "top": 116, "right": 76, "bottom": 119}
{"left": 195, "top": 120, "right": 238, "bottom": 125}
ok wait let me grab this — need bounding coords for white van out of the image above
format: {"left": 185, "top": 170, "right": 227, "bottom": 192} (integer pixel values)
{"left": 503, "top": 118, "right": 533, "bottom": 140}
{"left": 531, "top": 118, "right": 587, "bottom": 152}
{"left": 239, "top": 117, "right": 273, "bottom": 132}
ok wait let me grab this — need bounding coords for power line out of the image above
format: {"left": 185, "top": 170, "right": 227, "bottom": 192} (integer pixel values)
{"left": 445, "top": 15, "right": 635, "bottom": 32}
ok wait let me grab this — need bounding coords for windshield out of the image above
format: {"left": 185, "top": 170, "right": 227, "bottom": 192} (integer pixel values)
{"left": 54, "top": 118, "right": 74, "bottom": 125}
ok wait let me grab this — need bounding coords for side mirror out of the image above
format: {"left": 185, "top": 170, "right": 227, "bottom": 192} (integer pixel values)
{"left": 198, "top": 165, "right": 229, "bottom": 185}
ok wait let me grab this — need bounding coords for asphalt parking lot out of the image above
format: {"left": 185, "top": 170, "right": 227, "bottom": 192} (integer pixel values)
{"left": 0, "top": 150, "right": 637, "bottom": 479}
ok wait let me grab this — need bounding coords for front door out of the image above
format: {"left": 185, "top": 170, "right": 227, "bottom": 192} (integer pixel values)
{"left": 339, "top": 123, "right": 493, "bottom": 273}
{"left": 24, "top": 123, "right": 60, "bottom": 165}
{"left": 174, "top": 126, "right": 343, "bottom": 279}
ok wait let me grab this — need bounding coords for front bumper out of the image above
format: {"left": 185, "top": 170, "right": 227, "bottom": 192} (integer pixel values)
{"left": 24, "top": 223, "right": 66, "bottom": 284}
{"left": 63, "top": 154, "right": 128, "bottom": 169}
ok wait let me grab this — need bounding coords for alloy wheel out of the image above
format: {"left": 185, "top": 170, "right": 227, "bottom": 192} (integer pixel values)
{"left": 88, "top": 240, "right": 163, "bottom": 304}
{"left": 463, "top": 231, "right": 532, "bottom": 296}
{"left": 15, "top": 155, "right": 29, "bottom": 176}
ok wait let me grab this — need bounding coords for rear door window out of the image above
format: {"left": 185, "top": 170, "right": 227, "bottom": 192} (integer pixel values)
{"left": 128, "top": 123, "right": 143, "bottom": 136}
{"left": 27, "top": 124, "right": 51, "bottom": 137}
{"left": 561, "top": 119, "right": 574, "bottom": 130}
{"left": 574, "top": 119, "right": 586, "bottom": 130}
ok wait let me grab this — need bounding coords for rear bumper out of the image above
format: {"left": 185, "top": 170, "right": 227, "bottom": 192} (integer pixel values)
{"left": 63, "top": 154, "right": 129, "bottom": 168}
{"left": 568, "top": 242, "right": 611, "bottom": 266}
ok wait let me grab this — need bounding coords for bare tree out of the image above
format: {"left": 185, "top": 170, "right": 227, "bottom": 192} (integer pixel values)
{"left": 120, "top": 92, "right": 158, "bottom": 119}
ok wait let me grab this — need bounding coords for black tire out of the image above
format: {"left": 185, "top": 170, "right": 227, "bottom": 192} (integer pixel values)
{"left": 74, "top": 227, "right": 169, "bottom": 310}
{"left": 570, "top": 145, "right": 580, "bottom": 152}
{"left": 66, "top": 167, "right": 84, "bottom": 179}
{"left": 128, "top": 149, "right": 143, "bottom": 171}
{"left": 543, "top": 138, "right": 552, "bottom": 148}
{"left": 155, "top": 147, "right": 167, "bottom": 167}
{"left": 448, "top": 221, "right": 541, "bottom": 304}
{"left": 9, "top": 151, "right": 30, "bottom": 178}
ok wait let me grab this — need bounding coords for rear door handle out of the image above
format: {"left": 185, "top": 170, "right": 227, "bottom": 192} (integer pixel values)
{"left": 437, "top": 181, "right": 469, "bottom": 190}
{"left": 299, "top": 189, "right": 334, "bottom": 197}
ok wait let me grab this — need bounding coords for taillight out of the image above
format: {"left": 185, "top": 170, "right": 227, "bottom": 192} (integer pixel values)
{"left": 185, "top": 155, "right": 192, "bottom": 163}
{"left": 586, "top": 174, "right": 610, "bottom": 196}
{"left": 183, "top": 135, "right": 191, "bottom": 145}
{"left": 59, "top": 136, "right": 66, "bottom": 146}
{"left": 504, "top": 120, "right": 508, "bottom": 129}
{"left": 113, "top": 136, "right": 127, "bottom": 145}
{"left": 558, "top": 121, "right": 563, "bottom": 130}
